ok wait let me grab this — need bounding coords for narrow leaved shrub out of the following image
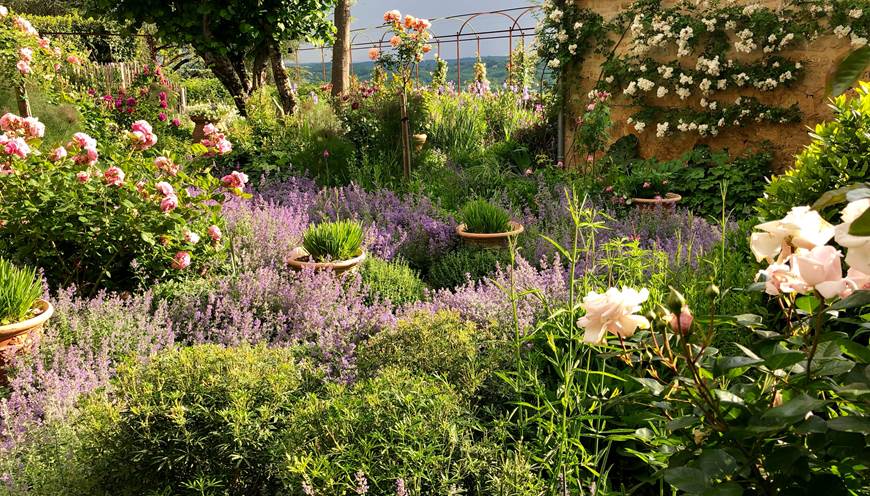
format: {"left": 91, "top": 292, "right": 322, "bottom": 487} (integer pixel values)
{"left": 302, "top": 219, "right": 364, "bottom": 261}
{"left": 460, "top": 199, "right": 512, "bottom": 234}
{"left": 359, "top": 257, "right": 426, "bottom": 306}
{"left": 0, "top": 258, "right": 43, "bottom": 324}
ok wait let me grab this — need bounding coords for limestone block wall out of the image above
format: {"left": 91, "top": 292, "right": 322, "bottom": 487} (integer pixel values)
{"left": 565, "top": 0, "right": 870, "bottom": 171}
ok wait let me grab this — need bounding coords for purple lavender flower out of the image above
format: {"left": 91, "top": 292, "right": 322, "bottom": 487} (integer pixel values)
{"left": 396, "top": 478, "right": 408, "bottom": 496}
{"left": 354, "top": 471, "right": 369, "bottom": 494}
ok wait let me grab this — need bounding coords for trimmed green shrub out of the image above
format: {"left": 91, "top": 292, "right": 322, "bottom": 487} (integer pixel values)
{"left": 183, "top": 77, "right": 232, "bottom": 106}
{"left": 0, "top": 257, "right": 43, "bottom": 325}
{"left": 276, "top": 367, "right": 487, "bottom": 494}
{"left": 460, "top": 199, "right": 512, "bottom": 234}
{"left": 359, "top": 257, "right": 426, "bottom": 306}
{"left": 757, "top": 82, "right": 870, "bottom": 220}
{"left": 428, "top": 246, "right": 509, "bottom": 289}
{"left": 357, "top": 310, "right": 489, "bottom": 393}
{"left": 302, "top": 220, "right": 364, "bottom": 262}
{"left": 77, "top": 344, "right": 321, "bottom": 495}
{"left": 27, "top": 14, "right": 139, "bottom": 63}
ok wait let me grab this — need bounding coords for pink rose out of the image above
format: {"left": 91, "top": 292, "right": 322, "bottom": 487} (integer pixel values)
{"left": 221, "top": 171, "right": 249, "bottom": 189}
{"left": 66, "top": 55, "right": 80, "bottom": 65}
{"left": 0, "top": 113, "right": 22, "bottom": 132}
{"left": 18, "top": 47, "right": 33, "bottom": 62}
{"left": 215, "top": 138, "right": 233, "bottom": 155}
{"left": 16, "top": 60, "right": 31, "bottom": 75}
{"left": 203, "top": 123, "right": 217, "bottom": 136}
{"left": 2, "top": 136, "right": 30, "bottom": 159}
{"left": 642, "top": 181, "right": 651, "bottom": 189}
{"left": 207, "top": 225, "right": 222, "bottom": 242}
{"left": 155, "top": 181, "right": 175, "bottom": 196}
{"left": 389, "top": 36, "right": 401, "bottom": 47}
{"left": 172, "top": 251, "right": 191, "bottom": 270}
{"left": 668, "top": 308, "right": 694, "bottom": 334}
{"left": 75, "top": 171, "right": 90, "bottom": 183}
{"left": 158, "top": 112, "right": 167, "bottom": 122}
{"left": 383, "top": 9, "right": 401, "bottom": 23}
{"left": 757, "top": 262, "right": 807, "bottom": 296}
{"left": 70, "top": 132, "right": 97, "bottom": 150}
{"left": 23, "top": 117, "right": 44, "bottom": 139}
{"left": 368, "top": 48, "right": 380, "bottom": 60}
{"left": 171, "top": 118, "right": 181, "bottom": 127}
{"left": 38, "top": 38, "right": 50, "bottom": 49}
{"left": 183, "top": 230, "right": 200, "bottom": 244}
{"left": 50, "top": 147, "right": 67, "bottom": 161}
{"left": 577, "top": 287, "right": 650, "bottom": 344}
{"left": 103, "top": 166, "right": 125, "bottom": 186}
{"left": 160, "top": 194, "right": 179, "bottom": 213}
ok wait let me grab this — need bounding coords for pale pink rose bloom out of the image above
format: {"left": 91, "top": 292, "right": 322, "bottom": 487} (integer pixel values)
{"left": 215, "top": 138, "right": 233, "bottom": 155}
{"left": 390, "top": 36, "right": 401, "bottom": 47}
{"left": 0, "top": 6, "right": 8, "bottom": 16}
{"left": 38, "top": 38, "right": 50, "bottom": 49}
{"left": 75, "top": 171, "right": 90, "bottom": 183}
{"left": 66, "top": 55, "right": 80, "bottom": 65}
{"left": 160, "top": 194, "right": 179, "bottom": 213}
{"left": 751, "top": 206, "right": 835, "bottom": 262}
{"left": 834, "top": 199, "right": 870, "bottom": 274}
{"left": 16, "top": 60, "right": 31, "bottom": 75}
{"left": 135, "top": 181, "right": 147, "bottom": 194}
{"left": 202, "top": 123, "right": 217, "bottom": 136}
{"left": 792, "top": 246, "right": 843, "bottom": 287}
{"left": 184, "top": 230, "right": 200, "bottom": 244}
{"left": 368, "top": 48, "right": 380, "bottom": 60}
{"left": 172, "top": 251, "right": 191, "bottom": 270}
{"left": 155, "top": 181, "right": 175, "bottom": 196}
{"left": 383, "top": 10, "right": 401, "bottom": 23}
{"left": 757, "top": 261, "right": 807, "bottom": 296}
{"left": 18, "top": 47, "right": 33, "bottom": 62}
{"left": 847, "top": 268, "right": 870, "bottom": 291}
{"left": 207, "top": 225, "right": 222, "bottom": 242}
{"left": 103, "top": 166, "right": 125, "bottom": 186}
{"left": 577, "top": 287, "right": 650, "bottom": 344}
{"left": 403, "top": 15, "right": 416, "bottom": 28}
{"left": 0, "top": 113, "right": 22, "bottom": 132}
{"left": 131, "top": 120, "right": 153, "bottom": 134}
{"left": 50, "top": 146, "right": 67, "bottom": 161}
{"left": 23, "top": 117, "right": 44, "bottom": 139}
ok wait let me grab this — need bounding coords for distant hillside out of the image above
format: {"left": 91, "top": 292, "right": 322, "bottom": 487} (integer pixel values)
{"left": 290, "top": 55, "right": 551, "bottom": 88}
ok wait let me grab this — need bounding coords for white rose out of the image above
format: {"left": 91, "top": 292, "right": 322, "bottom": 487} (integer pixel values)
{"left": 750, "top": 206, "right": 836, "bottom": 262}
{"left": 577, "top": 287, "right": 650, "bottom": 344}
{"left": 834, "top": 199, "right": 870, "bottom": 274}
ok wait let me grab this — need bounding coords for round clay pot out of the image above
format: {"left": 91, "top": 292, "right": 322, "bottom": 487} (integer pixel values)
{"left": 0, "top": 299, "right": 53, "bottom": 383}
{"left": 632, "top": 193, "right": 682, "bottom": 212}
{"left": 190, "top": 115, "right": 213, "bottom": 142}
{"left": 287, "top": 249, "right": 367, "bottom": 274}
{"left": 456, "top": 221, "right": 524, "bottom": 248}
{"left": 412, "top": 133, "right": 427, "bottom": 152}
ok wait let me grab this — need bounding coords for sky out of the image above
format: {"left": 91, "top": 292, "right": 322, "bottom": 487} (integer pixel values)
{"left": 295, "top": 0, "right": 540, "bottom": 63}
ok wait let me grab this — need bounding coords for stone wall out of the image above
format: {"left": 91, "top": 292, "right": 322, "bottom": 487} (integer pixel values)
{"left": 565, "top": 0, "right": 870, "bottom": 171}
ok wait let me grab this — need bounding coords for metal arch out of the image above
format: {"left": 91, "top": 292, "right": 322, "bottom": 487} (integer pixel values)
{"left": 455, "top": 11, "right": 517, "bottom": 92}
{"left": 508, "top": 7, "right": 541, "bottom": 87}
{"left": 350, "top": 31, "right": 378, "bottom": 75}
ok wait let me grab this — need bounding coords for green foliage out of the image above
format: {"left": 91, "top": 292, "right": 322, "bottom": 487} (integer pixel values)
{"left": 77, "top": 344, "right": 320, "bottom": 495}
{"left": 357, "top": 310, "right": 496, "bottom": 394}
{"left": 428, "top": 246, "right": 509, "bottom": 290}
{"left": 460, "top": 199, "right": 512, "bottom": 234}
{"left": 27, "top": 13, "right": 139, "bottom": 63}
{"left": 182, "top": 77, "right": 232, "bottom": 105}
{"left": 0, "top": 258, "right": 43, "bottom": 325}
{"left": 302, "top": 220, "right": 364, "bottom": 262}
{"left": 276, "top": 367, "right": 486, "bottom": 494}
{"left": 829, "top": 46, "right": 870, "bottom": 97}
{"left": 758, "top": 82, "right": 870, "bottom": 220}
{"left": 674, "top": 146, "right": 773, "bottom": 219}
{"left": 359, "top": 257, "right": 425, "bottom": 306}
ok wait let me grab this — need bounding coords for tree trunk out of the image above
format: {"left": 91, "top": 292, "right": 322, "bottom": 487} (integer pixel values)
{"left": 330, "top": 0, "right": 352, "bottom": 97}
{"left": 400, "top": 89, "right": 411, "bottom": 180}
{"left": 230, "top": 52, "right": 252, "bottom": 96}
{"left": 201, "top": 50, "right": 249, "bottom": 116}
{"left": 270, "top": 40, "right": 297, "bottom": 114}
{"left": 252, "top": 45, "right": 270, "bottom": 91}
{"left": 16, "top": 81, "right": 31, "bottom": 117}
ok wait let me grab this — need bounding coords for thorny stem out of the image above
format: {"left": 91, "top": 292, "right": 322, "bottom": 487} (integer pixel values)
{"left": 804, "top": 292, "right": 827, "bottom": 380}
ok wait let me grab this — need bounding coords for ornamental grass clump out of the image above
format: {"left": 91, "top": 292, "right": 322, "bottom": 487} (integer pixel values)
{"left": 0, "top": 258, "right": 43, "bottom": 325}
{"left": 460, "top": 199, "right": 512, "bottom": 234}
{"left": 303, "top": 220, "right": 364, "bottom": 262}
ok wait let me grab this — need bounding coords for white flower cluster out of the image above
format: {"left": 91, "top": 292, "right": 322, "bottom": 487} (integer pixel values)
{"left": 657, "top": 65, "right": 674, "bottom": 79}
{"left": 852, "top": 33, "right": 868, "bottom": 48}
{"left": 677, "top": 26, "right": 694, "bottom": 56}
{"left": 849, "top": 9, "right": 863, "bottom": 19}
{"left": 834, "top": 25, "right": 852, "bottom": 39}
{"left": 695, "top": 55, "right": 721, "bottom": 76}
{"left": 735, "top": 29, "right": 757, "bottom": 53}
{"left": 637, "top": 78, "right": 656, "bottom": 91}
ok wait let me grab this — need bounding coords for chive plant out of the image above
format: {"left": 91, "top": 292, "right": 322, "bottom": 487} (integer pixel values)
{"left": 0, "top": 258, "right": 43, "bottom": 325}
{"left": 459, "top": 199, "right": 512, "bottom": 234}
{"left": 302, "top": 220, "right": 364, "bottom": 262}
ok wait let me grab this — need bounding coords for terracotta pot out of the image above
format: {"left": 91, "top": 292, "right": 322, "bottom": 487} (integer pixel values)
{"left": 412, "top": 133, "right": 427, "bottom": 152}
{"left": 287, "top": 249, "right": 367, "bottom": 274}
{"left": 0, "top": 299, "right": 53, "bottom": 383}
{"left": 632, "top": 193, "right": 682, "bottom": 212}
{"left": 190, "top": 115, "right": 213, "bottom": 142}
{"left": 456, "top": 221, "right": 524, "bottom": 248}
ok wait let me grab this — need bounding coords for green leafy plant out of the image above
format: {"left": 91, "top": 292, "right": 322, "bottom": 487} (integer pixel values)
{"left": 829, "top": 46, "right": 870, "bottom": 96}
{"left": 428, "top": 246, "right": 509, "bottom": 289}
{"left": 0, "top": 258, "right": 43, "bottom": 325}
{"left": 302, "top": 219, "right": 364, "bottom": 262}
{"left": 460, "top": 199, "right": 512, "bottom": 234}
{"left": 617, "top": 159, "right": 677, "bottom": 200}
{"left": 359, "top": 257, "right": 425, "bottom": 305}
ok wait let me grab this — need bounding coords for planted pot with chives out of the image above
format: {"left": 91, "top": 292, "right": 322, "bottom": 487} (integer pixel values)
{"left": 456, "top": 199, "right": 524, "bottom": 248}
{"left": 288, "top": 220, "right": 367, "bottom": 273}
{"left": 0, "top": 258, "right": 53, "bottom": 375}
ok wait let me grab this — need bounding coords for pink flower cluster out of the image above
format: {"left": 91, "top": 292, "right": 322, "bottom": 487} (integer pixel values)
{"left": 129, "top": 120, "right": 158, "bottom": 150}
{"left": 221, "top": 170, "right": 249, "bottom": 191}
{"left": 155, "top": 181, "right": 178, "bottom": 213}
{"left": 103, "top": 166, "right": 125, "bottom": 187}
{"left": 0, "top": 112, "right": 44, "bottom": 140}
{"left": 200, "top": 124, "right": 232, "bottom": 156}
{"left": 751, "top": 206, "right": 870, "bottom": 299}
{"left": 13, "top": 16, "right": 38, "bottom": 37}
{"left": 64, "top": 132, "right": 99, "bottom": 166}
{"left": 154, "top": 156, "right": 179, "bottom": 176}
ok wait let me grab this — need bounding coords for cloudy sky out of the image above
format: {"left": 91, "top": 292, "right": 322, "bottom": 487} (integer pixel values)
{"left": 296, "top": 0, "right": 540, "bottom": 63}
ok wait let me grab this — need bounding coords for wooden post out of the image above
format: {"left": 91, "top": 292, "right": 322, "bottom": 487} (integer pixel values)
{"left": 16, "top": 81, "right": 31, "bottom": 117}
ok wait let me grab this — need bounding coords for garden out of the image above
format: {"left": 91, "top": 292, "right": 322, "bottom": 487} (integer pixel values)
{"left": 0, "top": 0, "right": 869, "bottom": 494}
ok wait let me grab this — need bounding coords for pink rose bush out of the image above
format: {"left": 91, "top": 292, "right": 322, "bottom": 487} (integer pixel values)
{"left": 751, "top": 204, "right": 870, "bottom": 299}
{"left": 199, "top": 124, "right": 233, "bottom": 157}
